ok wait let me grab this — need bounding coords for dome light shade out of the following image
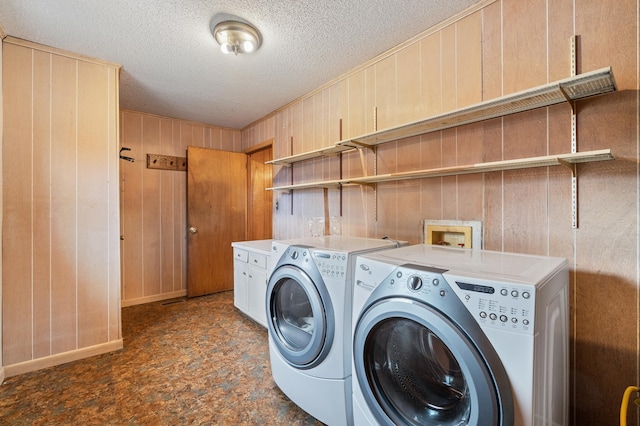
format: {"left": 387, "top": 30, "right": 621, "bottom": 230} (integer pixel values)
{"left": 213, "top": 21, "right": 262, "bottom": 55}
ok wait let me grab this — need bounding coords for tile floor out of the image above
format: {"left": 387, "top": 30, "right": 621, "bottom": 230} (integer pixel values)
{"left": 0, "top": 291, "right": 323, "bottom": 425}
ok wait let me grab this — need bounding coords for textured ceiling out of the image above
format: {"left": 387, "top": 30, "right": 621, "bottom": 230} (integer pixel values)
{"left": 0, "top": 0, "right": 481, "bottom": 130}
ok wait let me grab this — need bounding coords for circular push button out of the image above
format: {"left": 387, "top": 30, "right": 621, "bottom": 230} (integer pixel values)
{"left": 489, "top": 313, "right": 497, "bottom": 321}
{"left": 479, "top": 311, "right": 487, "bottom": 318}
{"left": 511, "top": 290, "right": 519, "bottom": 298}
{"left": 500, "top": 289, "right": 508, "bottom": 296}
{"left": 500, "top": 315, "right": 508, "bottom": 323}
{"left": 523, "top": 319, "right": 530, "bottom": 326}
{"left": 522, "top": 291, "right": 531, "bottom": 299}
{"left": 432, "top": 278, "right": 440, "bottom": 286}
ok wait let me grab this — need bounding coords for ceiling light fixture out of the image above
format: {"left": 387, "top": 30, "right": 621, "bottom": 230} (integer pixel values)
{"left": 213, "top": 21, "right": 262, "bottom": 55}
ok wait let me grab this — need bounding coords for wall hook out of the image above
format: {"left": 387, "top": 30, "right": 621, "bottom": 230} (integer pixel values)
{"left": 120, "top": 147, "right": 134, "bottom": 162}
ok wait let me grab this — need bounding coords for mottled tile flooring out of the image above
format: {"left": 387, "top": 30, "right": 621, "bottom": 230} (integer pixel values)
{"left": 0, "top": 291, "right": 323, "bottom": 425}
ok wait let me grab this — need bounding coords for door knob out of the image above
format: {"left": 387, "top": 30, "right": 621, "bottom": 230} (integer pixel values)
{"left": 189, "top": 226, "right": 197, "bottom": 234}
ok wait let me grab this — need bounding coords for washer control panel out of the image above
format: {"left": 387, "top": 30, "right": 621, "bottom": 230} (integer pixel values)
{"left": 448, "top": 276, "right": 536, "bottom": 335}
{"left": 384, "top": 268, "right": 448, "bottom": 299}
{"left": 311, "top": 250, "right": 348, "bottom": 280}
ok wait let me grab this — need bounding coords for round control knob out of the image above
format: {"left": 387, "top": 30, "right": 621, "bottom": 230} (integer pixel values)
{"left": 522, "top": 291, "right": 531, "bottom": 299}
{"left": 523, "top": 319, "right": 530, "bottom": 326}
{"left": 489, "top": 313, "right": 497, "bottom": 321}
{"left": 500, "top": 289, "right": 508, "bottom": 296}
{"left": 407, "top": 275, "right": 423, "bottom": 291}
{"left": 511, "top": 290, "right": 519, "bottom": 298}
{"left": 500, "top": 315, "right": 508, "bottom": 322}
{"left": 291, "top": 251, "right": 299, "bottom": 260}
{"left": 432, "top": 278, "right": 440, "bottom": 286}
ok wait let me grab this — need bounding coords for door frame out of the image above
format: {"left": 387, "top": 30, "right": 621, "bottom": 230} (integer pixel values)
{"left": 243, "top": 138, "right": 273, "bottom": 240}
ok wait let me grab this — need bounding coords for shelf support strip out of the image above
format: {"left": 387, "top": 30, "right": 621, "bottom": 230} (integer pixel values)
{"left": 570, "top": 35, "right": 578, "bottom": 228}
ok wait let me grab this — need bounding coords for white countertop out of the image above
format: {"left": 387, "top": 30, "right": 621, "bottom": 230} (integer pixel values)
{"left": 231, "top": 239, "right": 273, "bottom": 255}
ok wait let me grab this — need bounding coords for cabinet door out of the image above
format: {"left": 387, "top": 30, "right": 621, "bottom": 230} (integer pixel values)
{"left": 248, "top": 265, "right": 268, "bottom": 328}
{"left": 233, "top": 259, "right": 249, "bottom": 313}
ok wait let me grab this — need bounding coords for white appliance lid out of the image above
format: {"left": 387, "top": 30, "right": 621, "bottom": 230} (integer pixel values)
{"left": 277, "top": 235, "right": 401, "bottom": 253}
{"left": 367, "top": 244, "right": 567, "bottom": 284}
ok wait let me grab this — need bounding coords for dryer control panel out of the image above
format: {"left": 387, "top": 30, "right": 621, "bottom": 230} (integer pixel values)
{"left": 445, "top": 273, "right": 536, "bottom": 335}
{"left": 311, "top": 250, "right": 349, "bottom": 280}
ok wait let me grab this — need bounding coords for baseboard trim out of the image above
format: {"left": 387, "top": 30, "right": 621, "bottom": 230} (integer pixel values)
{"left": 3, "top": 339, "right": 124, "bottom": 378}
{"left": 0, "top": 366, "right": 5, "bottom": 384}
{"left": 121, "top": 290, "right": 187, "bottom": 307}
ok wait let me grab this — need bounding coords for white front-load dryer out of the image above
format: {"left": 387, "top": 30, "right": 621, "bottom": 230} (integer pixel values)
{"left": 266, "top": 236, "right": 405, "bottom": 426}
{"left": 352, "top": 244, "right": 569, "bottom": 426}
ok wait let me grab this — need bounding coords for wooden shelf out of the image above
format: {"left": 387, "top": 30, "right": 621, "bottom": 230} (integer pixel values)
{"left": 266, "top": 67, "right": 615, "bottom": 165}
{"left": 267, "top": 179, "right": 344, "bottom": 192}
{"left": 267, "top": 149, "right": 614, "bottom": 191}
{"left": 266, "top": 145, "right": 354, "bottom": 166}
{"left": 349, "top": 149, "right": 613, "bottom": 183}
{"left": 338, "top": 67, "right": 616, "bottom": 148}
{"left": 267, "top": 65, "right": 616, "bottom": 229}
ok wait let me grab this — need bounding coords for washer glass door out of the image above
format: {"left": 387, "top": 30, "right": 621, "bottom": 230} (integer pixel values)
{"left": 367, "top": 318, "right": 469, "bottom": 424}
{"left": 267, "top": 264, "right": 333, "bottom": 368}
{"left": 354, "top": 298, "right": 503, "bottom": 426}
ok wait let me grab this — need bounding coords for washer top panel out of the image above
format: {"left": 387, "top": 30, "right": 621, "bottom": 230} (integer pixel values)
{"left": 275, "top": 235, "right": 401, "bottom": 254}
{"left": 363, "top": 244, "right": 567, "bottom": 285}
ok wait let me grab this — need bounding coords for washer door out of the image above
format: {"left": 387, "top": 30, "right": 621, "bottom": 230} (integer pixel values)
{"left": 267, "top": 264, "right": 334, "bottom": 369}
{"left": 354, "top": 297, "right": 506, "bottom": 426}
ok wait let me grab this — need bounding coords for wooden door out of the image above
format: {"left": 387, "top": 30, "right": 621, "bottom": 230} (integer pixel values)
{"left": 247, "top": 145, "right": 273, "bottom": 240}
{"left": 187, "top": 147, "right": 247, "bottom": 297}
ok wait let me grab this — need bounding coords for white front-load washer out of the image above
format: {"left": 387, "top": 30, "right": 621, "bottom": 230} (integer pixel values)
{"left": 352, "top": 244, "right": 569, "bottom": 426}
{"left": 266, "top": 236, "right": 405, "bottom": 426}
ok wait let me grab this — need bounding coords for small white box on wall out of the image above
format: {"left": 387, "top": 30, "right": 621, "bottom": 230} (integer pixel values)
{"left": 424, "top": 220, "right": 482, "bottom": 249}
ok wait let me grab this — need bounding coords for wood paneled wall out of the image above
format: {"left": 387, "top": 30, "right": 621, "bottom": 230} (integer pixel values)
{"left": 119, "top": 110, "right": 241, "bottom": 307}
{"left": 2, "top": 38, "right": 122, "bottom": 375}
{"left": 242, "top": 1, "right": 640, "bottom": 424}
{"left": 0, "top": 29, "right": 5, "bottom": 382}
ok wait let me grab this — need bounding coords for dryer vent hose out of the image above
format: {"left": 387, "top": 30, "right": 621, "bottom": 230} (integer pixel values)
{"left": 620, "top": 385, "right": 640, "bottom": 426}
{"left": 381, "top": 236, "right": 401, "bottom": 247}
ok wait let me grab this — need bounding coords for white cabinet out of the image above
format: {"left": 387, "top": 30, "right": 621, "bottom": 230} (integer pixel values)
{"left": 248, "top": 252, "right": 268, "bottom": 327}
{"left": 233, "top": 248, "right": 249, "bottom": 312}
{"left": 231, "top": 240, "right": 272, "bottom": 328}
